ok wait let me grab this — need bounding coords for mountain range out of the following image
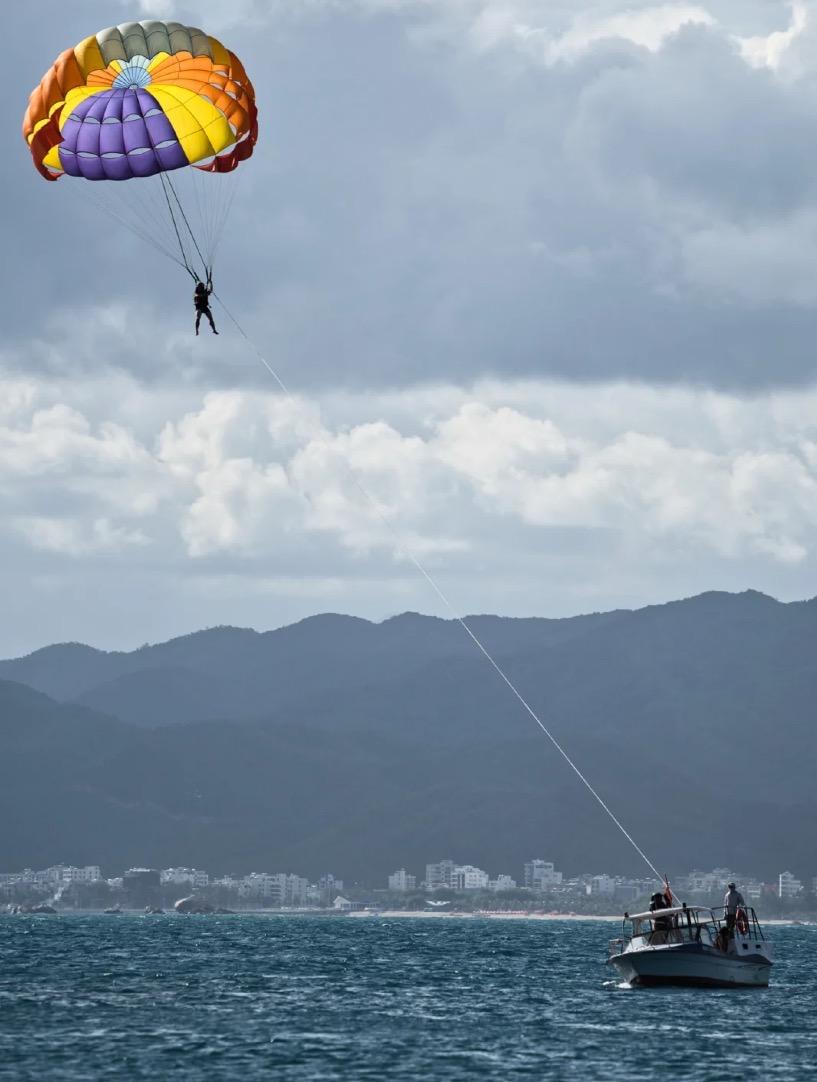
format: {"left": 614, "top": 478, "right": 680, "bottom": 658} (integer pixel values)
{"left": 1, "top": 589, "right": 814, "bottom": 882}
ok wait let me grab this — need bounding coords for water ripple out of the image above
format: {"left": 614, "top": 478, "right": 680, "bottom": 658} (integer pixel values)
{"left": 0, "top": 916, "right": 810, "bottom": 1080}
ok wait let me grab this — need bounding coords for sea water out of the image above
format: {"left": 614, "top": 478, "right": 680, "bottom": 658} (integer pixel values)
{"left": 0, "top": 915, "right": 813, "bottom": 1080}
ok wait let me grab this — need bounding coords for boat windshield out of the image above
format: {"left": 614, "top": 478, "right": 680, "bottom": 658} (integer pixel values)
{"left": 628, "top": 907, "right": 718, "bottom": 947}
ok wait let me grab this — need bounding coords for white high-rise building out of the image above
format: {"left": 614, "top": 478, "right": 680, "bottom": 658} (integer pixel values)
{"left": 388, "top": 869, "right": 417, "bottom": 892}
{"left": 276, "top": 874, "right": 309, "bottom": 906}
{"left": 74, "top": 866, "right": 102, "bottom": 884}
{"left": 588, "top": 875, "right": 616, "bottom": 896}
{"left": 41, "top": 865, "right": 102, "bottom": 886}
{"left": 686, "top": 869, "right": 737, "bottom": 894}
{"left": 161, "top": 868, "right": 209, "bottom": 888}
{"left": 212, "top": 875, "right": 240, "bottom": 890}
{"left": 425, "top": 860, "right": 456, "bottom": 892}
{"left": 238, "top": 872, "right": 308, "bottom": 904}
{"left": 524, "top": 860, "right": 563, "bottom": 891}
{"left": 239, "top": 873, "right": 277, "bottom": 898}
{"left": 450, "top": 865, "right": 489, "bottom": 891}
{"left": 779, "top": 871, "right": 802, "bottom": 899}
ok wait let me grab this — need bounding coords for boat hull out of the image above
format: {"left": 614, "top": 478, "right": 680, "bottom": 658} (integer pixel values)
{"left": 609, "top": 944, "right": 771, "bottom": 988}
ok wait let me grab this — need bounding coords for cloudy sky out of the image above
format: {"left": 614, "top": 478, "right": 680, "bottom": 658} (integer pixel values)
{"left": 3, "top": 0, "right": 817, "bottom": 655}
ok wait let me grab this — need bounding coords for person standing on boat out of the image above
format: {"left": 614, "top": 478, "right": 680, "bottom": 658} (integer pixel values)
{"left": 723, "top": 882, "right": 746, "bottom": 934}
{"left": 649, "top": 892, "right": 672, "bottom": 942}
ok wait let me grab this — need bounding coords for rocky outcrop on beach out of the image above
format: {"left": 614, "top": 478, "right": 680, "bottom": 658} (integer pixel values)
{"left": 174, "top": 896, "right": 214, "bottom": 914}
{"left": 5, "top": 903, "right": 58, "bottom": 915}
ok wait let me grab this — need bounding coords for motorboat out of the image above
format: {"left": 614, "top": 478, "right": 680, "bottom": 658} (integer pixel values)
{"left": 607, "top": 903, "right": 772, "bottom": 987}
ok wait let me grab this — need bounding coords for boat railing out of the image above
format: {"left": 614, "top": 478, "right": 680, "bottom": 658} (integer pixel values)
{"left": 608, "top": 936, "right": 625, "bottom": 957}
{"left": 711, "top": 905, "right": 765, "bottom": 940}
{"left": 619, "top": 906, "right": 722, "bottom": 950}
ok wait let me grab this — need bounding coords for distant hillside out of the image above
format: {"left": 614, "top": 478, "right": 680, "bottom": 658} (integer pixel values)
{"left": 1, "top": 591, "right": 815, "bottom": 880}
{"left": 0, "top": 609, "right": 621, "bottom": 724}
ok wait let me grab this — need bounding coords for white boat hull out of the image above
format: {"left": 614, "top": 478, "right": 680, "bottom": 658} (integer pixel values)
{"left": 609, "top": 943, "right": 771, "bottom": 988}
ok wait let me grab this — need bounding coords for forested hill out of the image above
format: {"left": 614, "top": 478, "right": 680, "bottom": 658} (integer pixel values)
{"left": 1, "top": 590, "right": 815, "bottom": 880}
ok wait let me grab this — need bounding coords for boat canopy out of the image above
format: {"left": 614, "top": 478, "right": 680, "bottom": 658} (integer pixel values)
{"left": 627, "top": 905, "right": 714, "bottom": 922}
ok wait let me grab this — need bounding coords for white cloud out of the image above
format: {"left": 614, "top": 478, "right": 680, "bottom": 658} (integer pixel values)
{"left": 14, "top": 516, "right": 149, "bottom": 557}
{"left": 0, "top": 386, "right": 170, "bottom": 543}
{"left": 737, "top": 0, "right": 807, "bottom": 70}
{"left": 123, "top": 0, "right": 785, "bottom": 61}
{"left": 4, "top": 372, "right": 817, "bottom": 572}
{"left": 5, "top": 362, "right": 817, "bottom": 651}
{"left": 468, "top": 3, "right": 716, "bottom": 59}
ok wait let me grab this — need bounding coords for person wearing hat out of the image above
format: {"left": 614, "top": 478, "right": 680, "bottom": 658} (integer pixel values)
{"left": 723, "top": 881, "right": 746, "bottom": 937}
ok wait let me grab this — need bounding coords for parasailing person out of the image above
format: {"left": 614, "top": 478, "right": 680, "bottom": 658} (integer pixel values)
{"left": 194, "top": 279, "right": 218, "bottom": 335}
{"left": 23, "top": 19, "right": 258, "bottom": 330}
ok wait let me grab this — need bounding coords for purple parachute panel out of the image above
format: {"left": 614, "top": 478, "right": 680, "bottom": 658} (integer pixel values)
{"left": 59, "top": 88, "right": 187, "bottom": 181}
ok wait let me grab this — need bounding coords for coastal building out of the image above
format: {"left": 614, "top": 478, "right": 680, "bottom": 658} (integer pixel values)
{"left": 0, "top": 870, "right": 38, "bottom": 891}
{"left": 211, "top": 875, "right": 241, "bottom": 891}
{"left": 235, "top": 873, "right": 309, "bottom": 905}
{"left": 779, "top": 871, "right": 803, "bottom": 899}
{"left": 388, "top": 869, "right": 417, "bottom": 892}
{"left": 742, "top": 879, "right": 765, "bottom": 901}
{"left": 425, "top": 860, "right": 456, "bottom": 892}
{"left": 524, "top": 860, "right": 563, "bottom": 891}
{"left": 333, "top": 896, "right": 358, "bottom": 911}
{"left": 490, "top": 875, "right": 517, "bottom": 892}
{"left": 683, "top": 869, "right": 739, "bottom": 894}
{"left": 0, "top": 865, "right": 103, "bottom": 887}
{"left": 612, "top": 878, "right": 655, "bottom": 902}
{"left": 55, "top": 865, "right": 102, "bottom": 884}
{"left": 587, "top": 874, "right": 616, "bottom": 896}
{"left": 239, "top": 873, "right": 278, "bottom": 899}
{"left": 310, "top": 874, "right": 344, "bottom": 907}
{"left": 562, "top": 877, "right": 589, "bottom": 896}
{"left": 161, "top": 867, "right": 209, "bottom": 889}
{"left": 272, "top": 874, "right": 309, "bottom": 906}
{"left": 450, "top": 865, "right": 490, "bottom": 891}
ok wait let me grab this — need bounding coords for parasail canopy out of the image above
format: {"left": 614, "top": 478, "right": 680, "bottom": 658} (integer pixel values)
{"left": 24, "top": 20, "right": 257, "bottom": 183}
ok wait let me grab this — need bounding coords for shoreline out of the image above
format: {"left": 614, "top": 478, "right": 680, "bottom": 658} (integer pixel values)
{"left": 349, "top": 911, "right": 810, "bottom": 926}
{"left": 5, "top": 907, "right": 811, "bottom": 925}
{"left": 350, "top": 911, "right": 620, "bottom": 921}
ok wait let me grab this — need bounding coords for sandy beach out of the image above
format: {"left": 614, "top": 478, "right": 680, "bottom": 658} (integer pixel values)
{"left": 347, "top": 911, "right": 809, "bottom": 924}
{"left": 347, "top": 910, "right": 622, "bottom": 921}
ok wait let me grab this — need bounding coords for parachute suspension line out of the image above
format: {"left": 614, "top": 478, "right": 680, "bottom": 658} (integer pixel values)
{"left": 68, "top": 171, "right": 239, "bottom": 287}
{"left": 66, "top": 182, "right": 188, "bottom": 272}
{"left": 192, "top": 168, "right": 217, "bottom": 263}
{"left": 159, "top": 172, "right": 199, "bottom": 282}
{"left": 188, "top": 169, "right": 208, "bottom": 255}
{"left": 190, "top": 169, "right": 217, "bottom": 271}
{"left": 164, "top": 172, "right": 211, "bottom": 283}
{"left": 212, "top": 293, "right": 668, "bottom": 887}
{"left": 210, "top": 173, "right": 241, "bottom": 269}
